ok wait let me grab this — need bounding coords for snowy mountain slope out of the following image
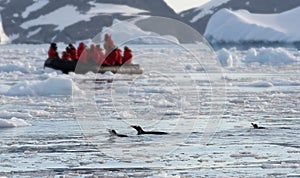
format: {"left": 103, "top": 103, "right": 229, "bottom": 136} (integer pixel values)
{"left": 1, "top": 0, "right": 178, "bottom": 43}
{"left": 20, "top": 3, "right": 148, "bottom": 31}
{"left": 204, "top": 7, "right": 300, "bottom": 43}
{"left": 182, "top": 0, "right": 230, "bottom": 23}
{"left": 180, "top": 0, "right": 300, "bottom": 35}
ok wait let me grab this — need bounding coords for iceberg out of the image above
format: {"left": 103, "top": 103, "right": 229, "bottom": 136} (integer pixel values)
{"left": 0, "top": 15, "right": 9, "bottom": 44}
{"left": 205, "top": 7, "right": 300, "bottom": 43}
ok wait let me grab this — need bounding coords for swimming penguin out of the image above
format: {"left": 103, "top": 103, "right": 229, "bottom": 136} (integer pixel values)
{"left": 108, "top": 129, "right": 128, "bottom": 137}
{"left": 130, "top": 125, "right": 168, "bottom": 135}
{"left": 251, "top": 123, "right": 266, "bottom": 129}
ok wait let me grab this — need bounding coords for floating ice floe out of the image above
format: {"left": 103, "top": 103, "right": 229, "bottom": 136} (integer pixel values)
{"left": 115, "top": 111, "right": 136, "bottom": 119}
{"left": 262, "top": 162, "right": 300, "bottom": 169}
{"left": 152, "top": 172, "right": 180, "bottom": 178}
{"left": 185, "top": 64, "right": 193, "bottom": 70}
{"left": 215, "top": 47, "right": 299, "bottom": 68}
{"left": 271, "top": 79, "right": 300, "bottom": 86}
{"left": 0, "top": 64, "right": 30, "bottom": 73}
{"left": 244, "top": 81, "right": 274, "bottom": 88}
{"left": 0, "top": 111, "right": 33, "bottom": 119}
{"left": 4, "top": 76, "right": 83, "bottom": 96}
{"left": 0, "top": 117, "right": 31, "bottom": 128}
{"left": 153, "top": 99, "right": 176, "bottom": 107}
{"left": 244, "top": 48, "right": 299, "bottom": 65}
{"left": 163, "top": 110, "right": 183, "bottom": 115}
{"left": 128, "top": 87, "right": 175, "bottom": 94}
{"left": 217, "top": 48, "right": 233, "bottom": 67}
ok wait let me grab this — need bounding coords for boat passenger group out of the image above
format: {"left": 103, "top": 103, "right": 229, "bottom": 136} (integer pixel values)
{"left": 47, "top": 33, "right": 133, "bottom": 65}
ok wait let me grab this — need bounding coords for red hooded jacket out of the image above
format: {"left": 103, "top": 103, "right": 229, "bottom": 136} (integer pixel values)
{"left": 80, "top": 45, "right": 98, "bottom": 64}
{"left": 61, "top": 51, "right": 71, "bottom": 60}
{"left": 123, "top": 48, "right": 132, "bottom": 64}
{"left": 48, "top": 47, "right": 59, "bottom": 59}
{"left": 115, "top": 48, "right": 123, "bottom": 65}
{"left": 70, "top": 47, "right": 78, "bottom": 60}
{"left": 77, "top": 42, "right": 85, "bottom": 58}
{"left": 104, "top": 48, "right": 122, "bottom": 65}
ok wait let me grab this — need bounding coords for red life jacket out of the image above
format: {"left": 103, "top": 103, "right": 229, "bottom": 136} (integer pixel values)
{"left": 77, "top": 42, "right": 85, "bottom": 58}
{"left": 61, "top": 52, "right": 71, "bottom": 60}
{"left": 123, "top": 48, "right": 132, "bottom": 64}
{"left": 115, "top": 48, "right": 123, "bottom": 65}
{"left": 104, "top": 49, "right": 122, "bottom": 65}
{"left": 104, "top": 50, "right": 115, "bottom": 65}
{"left": 48, "top": 47, "right": 59, "bottom": 59}
{"left": 70, "top": 48, "right": 78, "bottom": 60}
{"left": 80, "top": 45, "right": 99, "bottom": 64}
{"left": 86, "top": 45, "right": 99, "bottom": 64}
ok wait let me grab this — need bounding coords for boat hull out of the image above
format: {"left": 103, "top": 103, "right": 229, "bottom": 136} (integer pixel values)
{"left": 44, "top": 58, "right": 143, "bottom": 74}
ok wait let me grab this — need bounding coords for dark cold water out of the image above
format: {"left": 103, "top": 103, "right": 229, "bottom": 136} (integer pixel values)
{"left": 0, "top": 44, "right": 299, "bottom": 177}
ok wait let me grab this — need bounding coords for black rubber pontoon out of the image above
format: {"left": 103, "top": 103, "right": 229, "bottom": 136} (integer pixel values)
{"left": 44, "top": 58, "right": 143, "bottom": 74}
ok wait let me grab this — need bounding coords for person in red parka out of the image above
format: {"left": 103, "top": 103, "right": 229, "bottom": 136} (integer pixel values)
{"left": 48, "top": 43, "right": 60, "bottom": 59}
{"left": 80, "top": 44, "right": 99, "bottom": 64}
{"left": 77, "top": 42, "right": 85, "bottom": 58}
{"left": 104, "top": 48, "right": 122, "bottom": 65}
{"left": 95, "top": 44, "right": 105, "bottom": 64}
{"left": 104, "top": 33, "right": 115, "bottom": 52}
{"left": 68, "top": 44, "right": 78, "bottom": 60}
{"left": 115, "top": 48, "right": 123, "bottom": 65}
{"left": 122, "top": 46, "right": 132, "bottom": 64}
{"left": 65, "top": 47, "right": 72, "bottom": 58}
{"left": 61, "top": 51, "right": 71, "bottom": 60}
{"left": 103, "top": 50, "right": 115, "bottom": 65}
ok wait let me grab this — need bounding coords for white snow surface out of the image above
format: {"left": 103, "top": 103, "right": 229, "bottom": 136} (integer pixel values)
{"left": 20, "top": 3, "right": 148, "bottom": 31}
{"left": 0, "top": 15, "right": 9, "bottom": 44}
{"left": 205, "top": 7, "right": 300, "bottom": 43}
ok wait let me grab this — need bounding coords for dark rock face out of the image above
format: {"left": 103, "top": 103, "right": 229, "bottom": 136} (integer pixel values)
{"left": 0, "top": 0, "right": 179, "bottom": 43}
{"left": 180, "top": 0, "right": 300, "bottom": 34}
